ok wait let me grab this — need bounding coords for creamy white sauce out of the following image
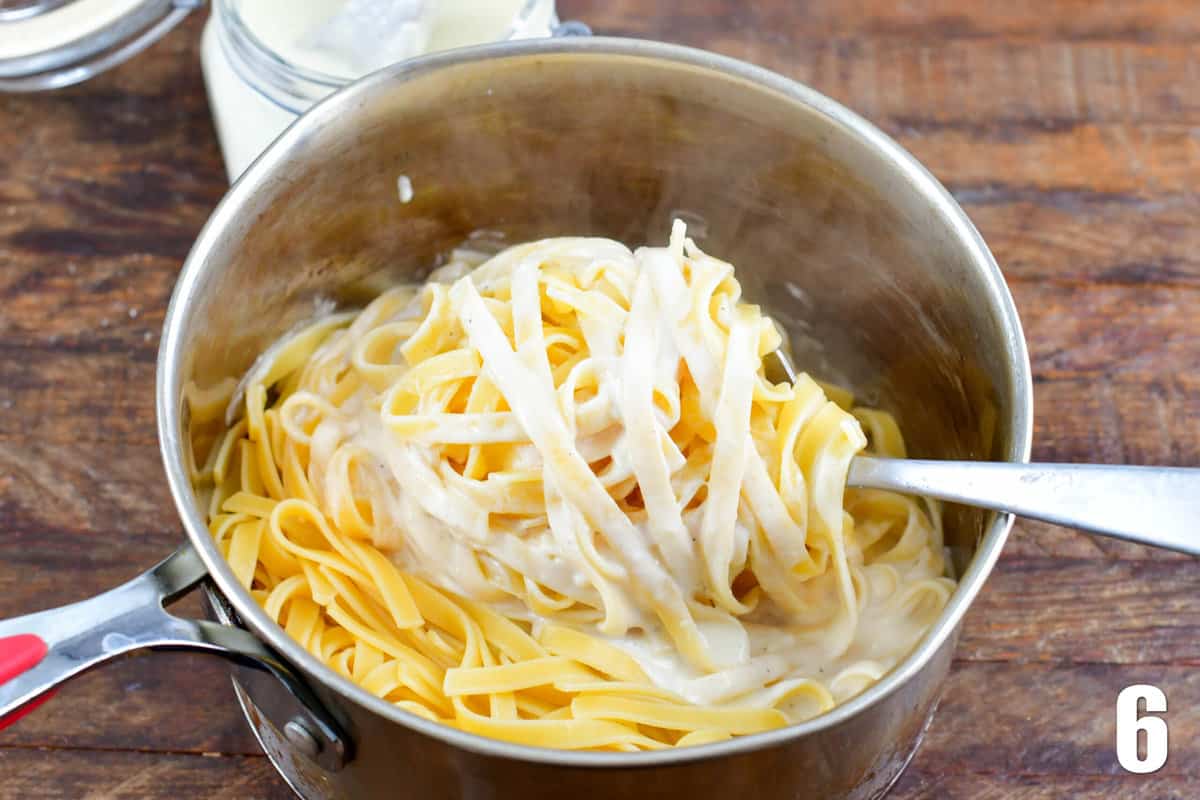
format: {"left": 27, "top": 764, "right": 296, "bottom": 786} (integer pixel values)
{"left": 277, "top": 231, "right": 955, "bottom": 722}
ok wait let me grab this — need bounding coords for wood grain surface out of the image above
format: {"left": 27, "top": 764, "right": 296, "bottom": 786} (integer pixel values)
{"left": 1, "top": 2, "right": 1198, "bottom": 798}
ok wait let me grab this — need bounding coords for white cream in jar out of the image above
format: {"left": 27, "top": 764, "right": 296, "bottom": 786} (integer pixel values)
{"left": 200, "top": 0, "right": 560, "bottom": 181}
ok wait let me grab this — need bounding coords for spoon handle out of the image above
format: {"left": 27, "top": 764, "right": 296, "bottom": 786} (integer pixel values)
{"left": 847, "top": 457, "right": 1200, "bottom": 555}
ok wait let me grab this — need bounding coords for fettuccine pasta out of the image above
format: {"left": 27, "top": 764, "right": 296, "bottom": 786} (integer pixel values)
{"left": 188, "top": 221, "right": 955, "bottom": 750}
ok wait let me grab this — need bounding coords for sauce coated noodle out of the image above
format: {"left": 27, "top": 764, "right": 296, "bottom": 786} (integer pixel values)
{"left": 188, "top": 221, "right": 955, "bottom": 750}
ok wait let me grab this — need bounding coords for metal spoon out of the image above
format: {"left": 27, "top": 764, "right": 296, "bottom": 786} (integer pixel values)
{"left": 764, "top": 350, "right": 1200, "bottom": 556}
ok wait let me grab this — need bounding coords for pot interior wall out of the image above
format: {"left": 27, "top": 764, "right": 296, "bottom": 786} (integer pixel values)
{"left": 178, "top": 48, "right": 1019, "bottom": 562}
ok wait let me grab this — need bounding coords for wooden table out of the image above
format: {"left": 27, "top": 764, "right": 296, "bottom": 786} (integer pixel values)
{"left": 1, "top": 2, "right": 1198, "bottom": 797}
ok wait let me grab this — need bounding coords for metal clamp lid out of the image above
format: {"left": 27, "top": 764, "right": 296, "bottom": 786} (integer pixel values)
{"left": 0, "top": 0, "right": 203, "bottom": 92}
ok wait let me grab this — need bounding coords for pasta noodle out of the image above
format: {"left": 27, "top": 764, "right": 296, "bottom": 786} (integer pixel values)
{"left": 188, "top": 221, "right": 956, "bottom": 749}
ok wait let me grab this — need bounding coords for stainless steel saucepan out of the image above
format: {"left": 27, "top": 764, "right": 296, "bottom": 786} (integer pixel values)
{"left": 0, "top": 38, "right": 1033, "bottom": 799}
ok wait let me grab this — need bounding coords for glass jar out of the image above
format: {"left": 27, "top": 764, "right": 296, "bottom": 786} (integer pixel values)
{"left": 0, "top": 0, "right": 574, "bottom": 179}
{"left": 201, "top": 0, "right": 564, "bottom": 180}
{"left": 0, "top": 0, "right": 202, "bottom": 91}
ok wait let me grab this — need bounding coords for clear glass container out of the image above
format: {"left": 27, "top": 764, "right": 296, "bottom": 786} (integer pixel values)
{"left": 201, "top": 0, "right": 563, "bottom": 181}
{"left": 0, "top": 0, "right": 202, "bottom": 92}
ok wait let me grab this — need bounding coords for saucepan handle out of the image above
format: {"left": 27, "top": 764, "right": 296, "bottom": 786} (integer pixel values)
{"left": 0, "top": 546, "right": 348, "bottom": 769}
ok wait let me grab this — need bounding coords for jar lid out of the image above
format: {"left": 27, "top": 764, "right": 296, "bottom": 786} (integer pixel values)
{"left": 0, "top": 0, "right": 202, "bottom": 91}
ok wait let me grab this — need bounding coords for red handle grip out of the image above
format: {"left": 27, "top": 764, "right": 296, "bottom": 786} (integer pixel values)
{"left": 0, "top": 634, "right": 53, "bottom": 730}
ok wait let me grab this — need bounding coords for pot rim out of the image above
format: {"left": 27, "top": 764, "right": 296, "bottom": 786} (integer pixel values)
{"left": 157, "top": 35, "right": 1034, "bottom": 768}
